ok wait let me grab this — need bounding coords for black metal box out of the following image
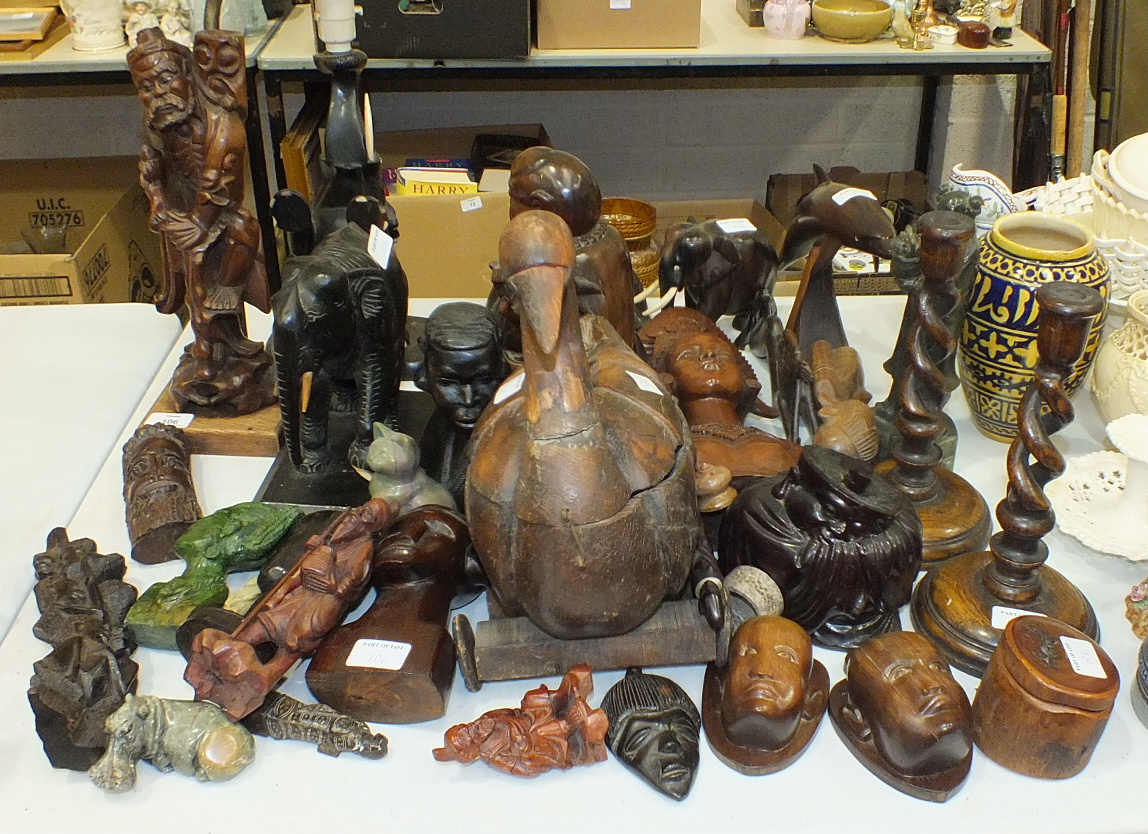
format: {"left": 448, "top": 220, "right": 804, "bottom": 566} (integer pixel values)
{"left": 353, "top": 0, "right": 531, "bottom": 59}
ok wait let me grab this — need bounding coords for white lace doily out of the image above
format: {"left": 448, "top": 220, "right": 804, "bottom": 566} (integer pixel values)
{"left": 1048, "top": 414, "right": 1148, "bottom": 561}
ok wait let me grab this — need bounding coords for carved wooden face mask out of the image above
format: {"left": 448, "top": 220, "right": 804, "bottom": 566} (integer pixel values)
{"left": 602, "top": 669, "right": 701, "bottom": 801}
{"left": 721, "top": 616, "right": 812, "bottom": 750}
{"left": 844, "top": 631, "right": 971, "bottom": 776}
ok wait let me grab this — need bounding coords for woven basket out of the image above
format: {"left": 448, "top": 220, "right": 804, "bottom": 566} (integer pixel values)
{"left": 630, "top": 245, "right": 660, "bottom": 289}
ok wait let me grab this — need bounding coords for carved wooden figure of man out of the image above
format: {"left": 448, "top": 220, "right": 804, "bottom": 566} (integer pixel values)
{"left": 433, "top": 665, "right": 608, "bottom": 777}
{"left": 128, "top": 27, "right": 274, "bottom": 416}
{"left": 122, "top": 423, "right": 201, "bottom": 564}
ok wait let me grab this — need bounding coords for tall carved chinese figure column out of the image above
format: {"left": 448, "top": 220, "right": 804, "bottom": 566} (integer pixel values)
{"left": 128, "top": 27, "right": 275, "bottom": 416}
{"left": 912, "top": 281, "right": 1105, "bottom": 676}
{"left": 876, "top": 211, "right": 990, "bottom": 565}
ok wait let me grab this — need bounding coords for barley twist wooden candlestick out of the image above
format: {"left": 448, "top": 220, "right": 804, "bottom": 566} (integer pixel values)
{"left": 911, "top": 281, "right": 1105, "bottom": 676}
{"left": 876, "top": 211, "right": 989, "bottom": 566}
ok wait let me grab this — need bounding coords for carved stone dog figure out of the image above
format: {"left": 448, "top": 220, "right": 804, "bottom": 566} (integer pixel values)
{"left": 89, "top": 694, "right": 255, "bottom": 792}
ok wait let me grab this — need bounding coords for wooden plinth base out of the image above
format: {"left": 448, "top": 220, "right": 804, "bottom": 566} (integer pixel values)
{"left": 910, "top": 550, "right": 1099, "bottom": 677}
{"left": 145, "top": 388, "right": 280, "bottom": 457}
{"left": 875, "top": 461, "right": 991, "bottom": 567}
{"left": 453, "top": 598, "right": 718, "bottom": 691}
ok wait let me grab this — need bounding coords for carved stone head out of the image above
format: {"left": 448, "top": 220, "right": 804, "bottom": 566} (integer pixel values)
{"left": 602, "top": 668, "right": 701, "bottom": 800}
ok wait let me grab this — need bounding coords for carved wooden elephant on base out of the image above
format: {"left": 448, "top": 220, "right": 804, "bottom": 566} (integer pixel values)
{"left": 272, "top": 221, "right": 408, "bottom": 474}
{"left": 649, "top": 218, "right": 780, "bottom": 350}
{"left": 89, "top": 694, "right": 255, "bottom": 792}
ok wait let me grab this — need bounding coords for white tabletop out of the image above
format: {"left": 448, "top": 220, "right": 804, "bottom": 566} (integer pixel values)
{"left": 0, "top": 302, "right": 182, "bottom": 641}
{"left": 0, "top": 297, "right": 1143, "bottom": 834}
{"left": 259, "top": 1, "right": 1050, "bottom": 72}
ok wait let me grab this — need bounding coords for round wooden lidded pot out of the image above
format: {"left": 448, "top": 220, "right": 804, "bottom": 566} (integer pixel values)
{"left": 971, "top": 615, "right": 1120, "bottom": 779}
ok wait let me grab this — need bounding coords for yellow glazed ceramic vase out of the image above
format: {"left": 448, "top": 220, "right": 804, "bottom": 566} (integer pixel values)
{"left": 959, "top": 212, "right": 1110, "bottom": 441}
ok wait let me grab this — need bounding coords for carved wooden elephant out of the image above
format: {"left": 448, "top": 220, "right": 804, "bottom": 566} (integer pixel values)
{"left": 649, "top": 218, "right": 779, "bottom": 349}
{"left": 89, "top": 694, "right": 255, "bottom": 792}
{"left": 272, "top": 220, "right": 408, "bottom": 473}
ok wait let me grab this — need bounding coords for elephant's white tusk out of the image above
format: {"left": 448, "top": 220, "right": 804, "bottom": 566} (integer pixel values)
{"left": 644, "top": 286, "right": 679, "bottom": 315}
{"left": 633, "top": 281, "right": 660, "bottom": 304}
{"left": 300, "top": 371, "right": 313, "bottom": 413}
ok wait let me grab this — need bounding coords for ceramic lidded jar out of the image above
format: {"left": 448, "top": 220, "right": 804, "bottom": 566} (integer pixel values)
{"left": 1091, "top": 289, "right": 1148, "bottom": 424}
{"left": 959, "top": 212, "right": 1110, "bottom": 442}
{"left": 762, "top": 0, "right": 811, "bottom": 39}
{"left": 971, "top": 615, "right": 1120, "bottom": 779}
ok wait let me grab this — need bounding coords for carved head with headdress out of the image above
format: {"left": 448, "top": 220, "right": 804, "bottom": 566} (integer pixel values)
{"left": 640, "top": 307, "right": 762, "bottom": 423}
{"left": 128, "top": 27, "right": 196, "bottom": 132}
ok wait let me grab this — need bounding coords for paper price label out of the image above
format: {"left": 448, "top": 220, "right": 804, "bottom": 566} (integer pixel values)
{"left": 832, "top": 186, "right": 878, "bottom": 206}
{"left": 610, "top": 0, "right": 632, "bottom": 8}
{"left": 345, "top": 638, "right": 412, "bottom": 671}
{"left": 367, "top": 225, "right": 393, "bottom": 268}
{"left": 990, "top": 606, "right": 1046, "bottom": 630}
{"left": 460, "top": 196, "right": 483, "bottom": 212}
{"left": 627, "top": 370, "right": 664, "bottom": 395}
{"left": 493, "top": 372, "right": 525, "bottom": 404}
{"left": 716, "top": 217, "right": 757, "bottom": 234}
{"left": 145, "top": 412, "right": 195, "bottom": 428}
{"left": 1060, "top": 636, "right": 1107, "bottom": 679}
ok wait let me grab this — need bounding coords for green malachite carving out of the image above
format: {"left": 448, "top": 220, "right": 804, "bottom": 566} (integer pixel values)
{"left": 126, "top": 502, "right": 303, "bottom": 650}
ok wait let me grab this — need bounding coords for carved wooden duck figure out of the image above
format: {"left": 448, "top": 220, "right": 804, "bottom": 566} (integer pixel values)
{"left": 466, "top": 210, "right": 698, "bottom": 641}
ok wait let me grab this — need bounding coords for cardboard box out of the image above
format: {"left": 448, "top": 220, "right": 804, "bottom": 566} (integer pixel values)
{"left": 388, "top": 191, "right": 510, "bottom": 298}
{"left": 0, "top": 157, "right": 163, "bottom": 307}
{"left": 536, "top": 0, "right": 702, "bottom": 49}
{"left": 386, "top": 195, "right": 785, "bottom": 299}
{"left": 351, "top": 0, "right": 530, "bottom": 59}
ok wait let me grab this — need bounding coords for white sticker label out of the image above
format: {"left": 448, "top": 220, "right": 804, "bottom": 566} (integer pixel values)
{"left": 716, "top": 217, "right": 756, "bottom": 234}
{"left": 831, "top": 186, "right": 879, "bottom": 206}
{"left": 610, "top": 0, "right": 632, "bottom": 8}
{"left": 145, "top": 412, "right": 195, "bottom": 428}
{"left": 493, "top": 372, "right": 525, "bottom": 404}
{"left": 460, "top": 196, "right": 483, "bottom": 212}
{"left": 991, "top": 606, "right": 1047, "bottom": 629}
{"left": 367, "top": 224, "right": 393, "bottom": 268}
{"left": 345, "top": 638, "right": 412, "bottom": 670}
{"left": 626, "top": 370, "right": 664, "bottom": 395}
{"left": 1060, "top": 636, "right": 1107, "bottom": 679}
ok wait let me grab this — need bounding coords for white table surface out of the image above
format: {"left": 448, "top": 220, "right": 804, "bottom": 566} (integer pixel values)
{"left": 0, "top": 302, "right": 182, "bottom": 642}
{"left": 0, "top": 296, "right": 1144, "bottom": 834}
{"left": 258, "top": 0, "right": 1049, "bottom": 72}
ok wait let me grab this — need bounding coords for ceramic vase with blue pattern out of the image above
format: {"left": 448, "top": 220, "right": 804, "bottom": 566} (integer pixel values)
{"left": 959, "top": 212, "right": 1110, "bottom": 441}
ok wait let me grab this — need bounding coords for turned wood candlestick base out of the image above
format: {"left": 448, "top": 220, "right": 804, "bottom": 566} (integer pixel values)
{"left": 876, "top": 212, "right": 989, "bottom": 567}
{"left": 911, "top": 551, "right": 1098, "bottom": 676}
{"left": 911, "top": 281, "right": 1105, "bottom": 677}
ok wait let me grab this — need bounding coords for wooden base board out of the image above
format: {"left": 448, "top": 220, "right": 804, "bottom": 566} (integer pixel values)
{"left": 144, "top": 389, "right": 281, "bottom": 457}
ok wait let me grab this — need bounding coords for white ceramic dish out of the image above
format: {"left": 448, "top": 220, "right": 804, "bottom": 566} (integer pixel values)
{"left": 1107, "top": 133, "right": 1148, "bottom": 216}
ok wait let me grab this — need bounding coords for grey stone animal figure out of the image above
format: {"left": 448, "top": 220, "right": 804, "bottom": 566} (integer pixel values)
{"left": 89, "top": 694, "right": 255, "bottom": 792}
{"left": 364, "top": 423, "right": 456, "bottom": 513}
{"left": 272, "top": 218, "right": 408, "bottom": 474}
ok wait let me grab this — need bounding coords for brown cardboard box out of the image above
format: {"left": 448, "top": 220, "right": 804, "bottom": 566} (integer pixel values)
{"left": 0, "top": 157, "right": 163, "bottom": 306}
{"left": 536, "top": 0, "right": 702, "bottom": 49}
{"left": 388, "top": 191, "right": 511, "bottom": 298}
{"left": 385, "top": 195, "right": 785, "bottom": 299}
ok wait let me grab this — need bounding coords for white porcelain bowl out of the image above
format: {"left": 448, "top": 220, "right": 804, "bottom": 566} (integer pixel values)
{"left": 1107, "top": 133, "right": 1148, "bottom": 216}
